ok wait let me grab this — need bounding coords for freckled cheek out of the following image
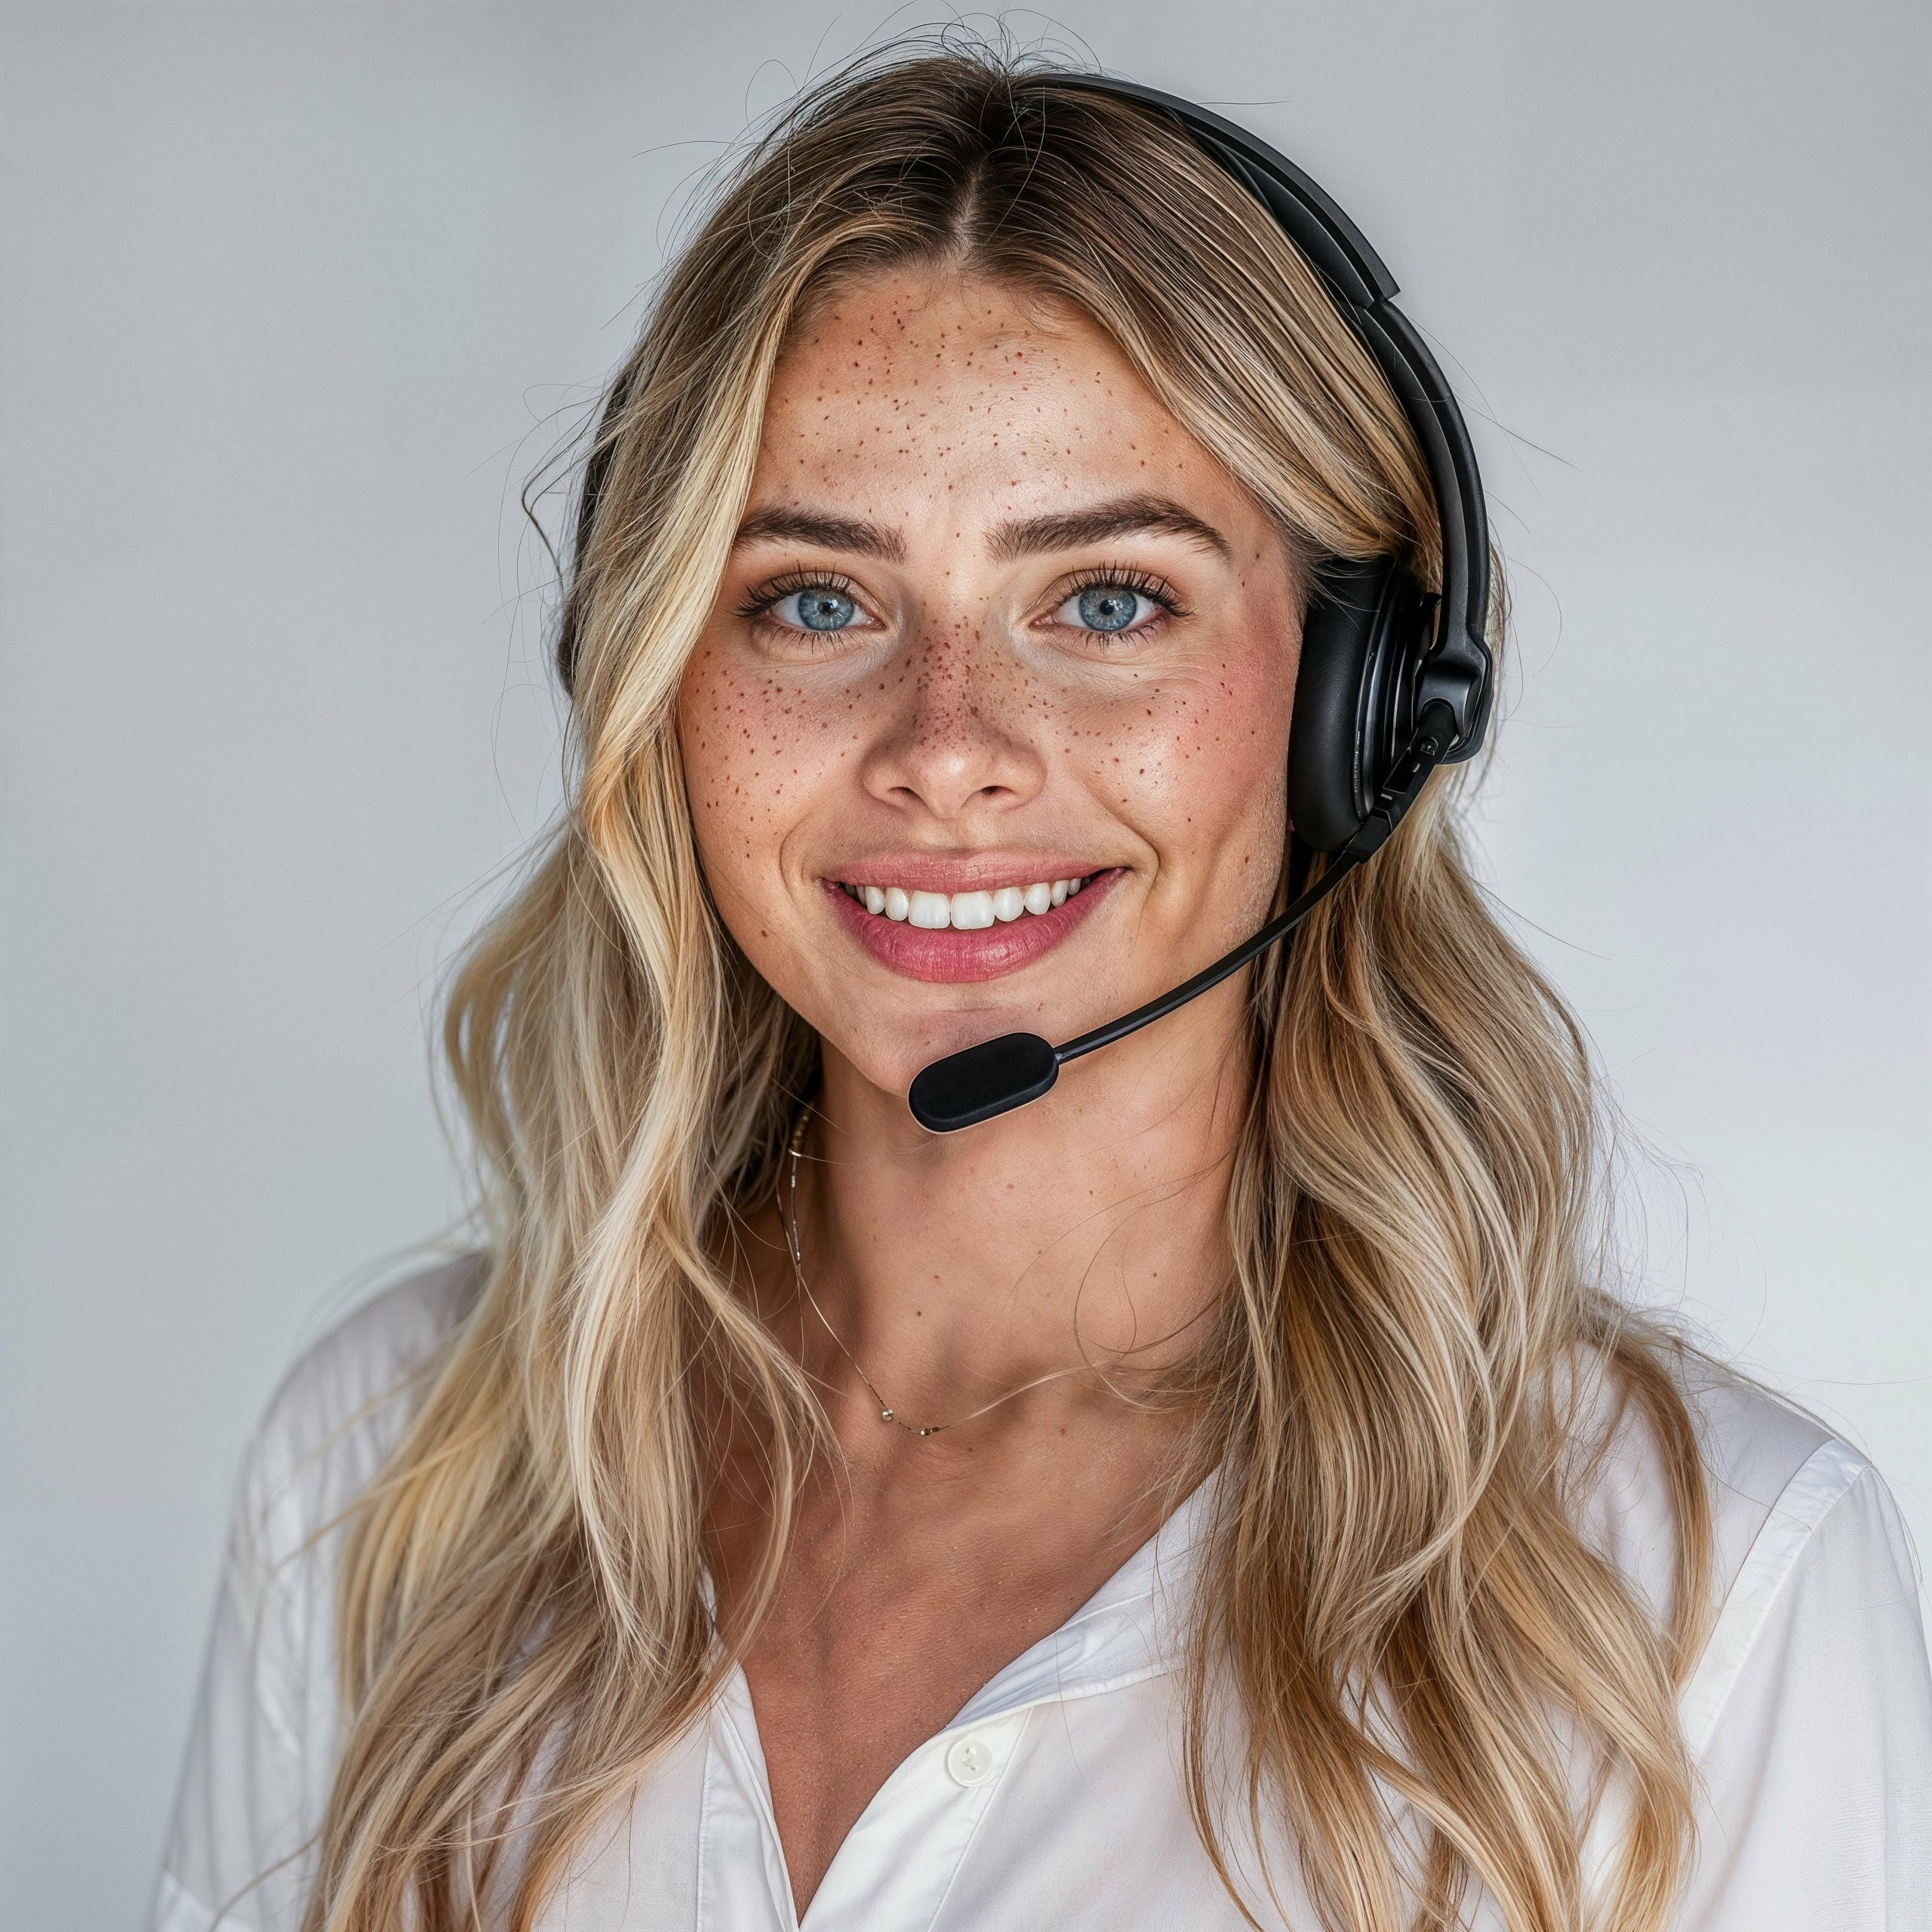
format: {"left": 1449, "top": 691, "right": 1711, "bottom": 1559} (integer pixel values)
{"left": 1073, "top": 663, "right": 1291, "bottom": 872}
{"left": 675, "top": 651, "right": 868, "bottom": 905}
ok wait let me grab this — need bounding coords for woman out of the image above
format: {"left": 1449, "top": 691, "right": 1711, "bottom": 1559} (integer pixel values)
{"left": 153, "top": 49, "right": 1930, "bottom": 1932}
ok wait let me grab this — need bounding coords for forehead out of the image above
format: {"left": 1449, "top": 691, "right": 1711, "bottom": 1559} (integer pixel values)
{"left": 757, "top": 269, "right": 1226, "bottom": 528}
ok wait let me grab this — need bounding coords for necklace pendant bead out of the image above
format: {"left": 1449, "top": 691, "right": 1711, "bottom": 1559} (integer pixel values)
{"left": 879, "top": 1408, "right": 894, "bottom": 1421}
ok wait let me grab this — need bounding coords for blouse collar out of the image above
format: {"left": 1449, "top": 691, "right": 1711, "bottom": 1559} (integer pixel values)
{"left": 948, "top": 1466, "right": 1220, "bottom": 1730}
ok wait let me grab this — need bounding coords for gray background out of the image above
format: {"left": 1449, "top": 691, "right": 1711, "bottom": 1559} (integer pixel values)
{"left": 2, "top": 2, "right": 1925, "bottom": 1923}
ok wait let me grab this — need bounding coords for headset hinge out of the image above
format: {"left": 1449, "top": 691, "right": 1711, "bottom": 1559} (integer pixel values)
{"left": 1340, "top": 700, "right": 1457, "bottom": 860}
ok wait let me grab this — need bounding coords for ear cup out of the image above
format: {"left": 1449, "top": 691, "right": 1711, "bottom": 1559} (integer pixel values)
{"left": 1286, "top": 558, "right": 1435, "bottom": 851}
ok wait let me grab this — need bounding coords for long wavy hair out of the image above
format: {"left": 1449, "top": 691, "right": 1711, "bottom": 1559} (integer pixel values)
{"left": 306, "top": 47, "right": 1712, "bottom": 1932}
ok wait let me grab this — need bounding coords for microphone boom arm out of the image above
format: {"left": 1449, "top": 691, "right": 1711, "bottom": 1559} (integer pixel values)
{"left": 905, "top": 703, "right": 1455, "bottom": 1134}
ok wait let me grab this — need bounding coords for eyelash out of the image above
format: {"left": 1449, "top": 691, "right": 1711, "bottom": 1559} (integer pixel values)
{"left": 1052, "top": 565, "right": 1189, "bottom": 626}
{"left": 734, "top": 568, "right": 863, "bottom": 626}
{"left": 732, "top": 563, "right": 1189, "bottom": 632}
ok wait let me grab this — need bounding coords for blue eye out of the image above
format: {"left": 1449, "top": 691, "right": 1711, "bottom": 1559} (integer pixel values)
{"left": 1069, "top": 583, "right": 1152, "bottom": 633}
{"left": 772, "top": 586, "right": 859, "bottom": 632}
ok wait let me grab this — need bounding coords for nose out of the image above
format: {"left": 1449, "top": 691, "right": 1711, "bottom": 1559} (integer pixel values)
{"left": 858, "top": 617, "right": 1048, "bottom": 824}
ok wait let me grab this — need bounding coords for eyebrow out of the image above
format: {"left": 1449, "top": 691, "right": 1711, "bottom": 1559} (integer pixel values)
{"left": 733, "top": 506, "right": 906, "bottom": 561}
{"left": 988, "top": 494, "right": 1231, "bottom": 561}
{"left": 731, "top": 492, "right": 1232, "bottom": 567}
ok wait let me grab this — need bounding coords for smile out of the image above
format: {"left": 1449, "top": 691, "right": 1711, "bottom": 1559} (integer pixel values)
{"left": 822, "top": 869, "right": 1118, "bottom": 983}
{"left": 835, "top": 875, "right": 1091, "bottom": 928}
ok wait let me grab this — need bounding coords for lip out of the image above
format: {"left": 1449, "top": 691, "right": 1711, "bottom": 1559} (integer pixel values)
{"left": 823, "top": 867, "right": 1123, "bottom": 983}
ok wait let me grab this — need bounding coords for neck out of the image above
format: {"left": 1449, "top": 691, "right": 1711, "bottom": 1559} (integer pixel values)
{"left": 790, "top": 986, "right": 1250, "bottom": 1444}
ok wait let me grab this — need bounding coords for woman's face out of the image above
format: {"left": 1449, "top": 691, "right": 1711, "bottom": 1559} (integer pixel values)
{"left": 677, "top": 269, "right": 1302, "bottom": 1102}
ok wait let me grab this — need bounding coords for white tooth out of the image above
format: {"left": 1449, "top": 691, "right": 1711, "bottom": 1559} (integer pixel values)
{"left": 950, "top": 891, "right": 995, "bottom": 930}
{"left": 1068, "top": 874, "right": 1084, "bottom": 894}
{"left": 992, "top": 886, "right": 1025, "bottom": 922}
{"left": 884, "top": 887, "right": 910, "bottom": 921}
{"left": 908, "top": 891, "right": 951, "bottom": 929}
{"left": 1051, "top": 878, "right": 1069, "bottom": 906}
{"left": 1023, "top": 881, "right": 1053, "bottom": 915}
{"left": 863, "top": 885, "right": 886, "bottom": 915}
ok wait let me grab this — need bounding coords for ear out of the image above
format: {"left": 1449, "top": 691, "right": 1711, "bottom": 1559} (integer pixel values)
{"left": 1286, "top": 558, "right": 1432, "bottom": 852}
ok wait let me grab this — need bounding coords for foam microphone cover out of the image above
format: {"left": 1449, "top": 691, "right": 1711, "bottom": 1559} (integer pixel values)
{"left": 908, "top": 1032, "right": 1059, "bottom": 1134}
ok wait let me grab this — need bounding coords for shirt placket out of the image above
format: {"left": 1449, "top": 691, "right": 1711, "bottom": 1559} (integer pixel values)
{"left": 697, "top": 1675, "right": 1033, "bottom": 1932}
{"left": 800, "top": 1706, "right": 1032, "bottom": 1931}
{"left": 692, "top": 1481, "right": 1214, "bottom": 1932}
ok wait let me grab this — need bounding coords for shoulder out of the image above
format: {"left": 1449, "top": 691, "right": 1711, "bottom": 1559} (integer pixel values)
{"left": 1571, "top": 1339, "right": 1919, "bottom": 1650}
{"left": 1683, "top": 1361, "right": 1853, "bottom": 1566}
{"left": 238, "top": 1252, "right": 485, "bottom": 1572}
{"left": 1565, "top": 1346, "right": 1930, "bottom": 1921}
{"left": 160, "top": 1250, "right": 490, "bottom": 1894}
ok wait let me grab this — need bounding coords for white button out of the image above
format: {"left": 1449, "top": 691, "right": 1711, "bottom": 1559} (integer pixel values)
{"left": 944, "top": 1734, "right": 997, "bottom": 1786}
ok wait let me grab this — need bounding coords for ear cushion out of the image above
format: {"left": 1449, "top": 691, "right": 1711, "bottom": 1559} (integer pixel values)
{"left": 1286, "top": 558, "right": 1432, "bottom": 851}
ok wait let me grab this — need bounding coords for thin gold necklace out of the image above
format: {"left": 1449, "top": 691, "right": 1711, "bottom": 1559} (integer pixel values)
{"left": 782, "top": 1110, "right": 1091, "bottom": 1438}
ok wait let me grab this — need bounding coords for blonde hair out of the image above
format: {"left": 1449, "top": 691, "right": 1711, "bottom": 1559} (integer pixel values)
{"left": 307, "top": 47, "right": 1712, "bottom": 1932}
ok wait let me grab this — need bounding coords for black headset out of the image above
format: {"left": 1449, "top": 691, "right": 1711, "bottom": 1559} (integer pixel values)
{"left": 558, "top": 73, "right": 1494, "bottom": 1134}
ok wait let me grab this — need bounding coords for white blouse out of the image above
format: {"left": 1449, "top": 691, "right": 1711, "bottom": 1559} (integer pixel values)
{"left": 152, "top": 1260, "right": 1932, "bottom": 1931}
